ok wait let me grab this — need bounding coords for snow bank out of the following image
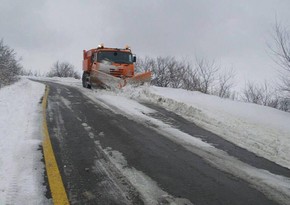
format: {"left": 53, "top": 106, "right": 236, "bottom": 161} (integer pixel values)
{"left": 85, "top": 86, "right": 290, "bottom": 204}
{"left": 35, "top": 77, "right": 290, "bottom": 169}
{"left": 122, "top": 85, "right": 290, "bottom": 169}
{"left": 0, "top": 78, "right": 50, "bottom": 204}
{"left": 30, "top": 77, "right": 290, "bottom": 203}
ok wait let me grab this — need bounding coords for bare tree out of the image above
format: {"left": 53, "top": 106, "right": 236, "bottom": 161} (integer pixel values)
{"left": 242, "top": 81, "right": 279, "bottom": 108}
{"left": 167, "top": 58, "right": 188, "bottom": 88}
{"left": 152, "top": 56, "right": 171, "bottom": 87}
{"left": 268, "top": 21, "right": 290, "bottom": 92}
{"left": 214, "top": 68, "right": 236, "bottom": 98}
{"left": 278, "top": 97, "right": 290, "bottom": 111}
{"left": 47, "top": 61, "right": 80, "bottom": 79}
{"left": 135, "top": 56, "right": 155, "bottom": 73}
{"left": 267, "top": 20, "right": 290, "bottom": 111}
{"left": 194, "top": 57, "right": 220, "bottom": 94}
{"left": 182, "top": 65, "right": 200, "bottom": 91}
{"left": 137, "top": 56, "right": 182, "bottom": 88}
{"left": 242, "top": 81, "right": 261, "bottom": 104}
{"left": 0, "top": 39, "right": 22, "bottom": 88}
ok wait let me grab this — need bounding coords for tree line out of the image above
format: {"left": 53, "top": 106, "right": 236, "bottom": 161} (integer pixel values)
{"left": 135, "top": 56, "right": 236, "bottom": 99}
{"left": 135, "top": 55, "right": 289, "bottom": 112}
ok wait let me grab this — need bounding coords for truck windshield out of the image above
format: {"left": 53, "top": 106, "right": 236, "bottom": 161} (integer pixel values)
{"left": 97, "top": 51, "right": 133, "bottom": 64}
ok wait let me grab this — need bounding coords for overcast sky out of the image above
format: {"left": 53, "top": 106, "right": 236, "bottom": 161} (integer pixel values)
{"left": 1, "top": 0, "right": 290, "bottom": 88}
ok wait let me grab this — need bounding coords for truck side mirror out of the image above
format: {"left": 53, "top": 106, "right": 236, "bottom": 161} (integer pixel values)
{"left": 133, "top": 55, "right": 136, "bottom": 62}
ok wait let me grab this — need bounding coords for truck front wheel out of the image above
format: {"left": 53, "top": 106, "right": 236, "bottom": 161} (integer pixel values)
{"left": 82, "top": 72, "right": 91, "bottom": 89}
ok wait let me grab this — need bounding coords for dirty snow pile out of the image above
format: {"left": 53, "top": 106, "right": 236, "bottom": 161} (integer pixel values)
{"left": 0, "top": 78, "right": 50, "bottom": 204}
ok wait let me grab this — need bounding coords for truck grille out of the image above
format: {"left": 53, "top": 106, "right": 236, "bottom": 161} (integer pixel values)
{"left": 110, "top": 68, "right": 124, "bottom": 77}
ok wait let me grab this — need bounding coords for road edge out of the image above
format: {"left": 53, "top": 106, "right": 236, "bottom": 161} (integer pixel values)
{"left": 42, "top": 85, "right": 70, "bottom": 205}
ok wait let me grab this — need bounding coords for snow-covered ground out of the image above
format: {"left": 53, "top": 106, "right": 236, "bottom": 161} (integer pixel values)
{"left": 2, "top": 76, "right": 290, "bottom": 204}
{"left": 133, "top": 86, "right": 290, "bottom": 168}
{"left": 0, "top": 78, "right": 50, "bottom": 204}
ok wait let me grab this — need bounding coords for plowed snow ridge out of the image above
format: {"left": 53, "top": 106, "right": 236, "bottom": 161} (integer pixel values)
{"left": 40, "top": 77, "right": 290, "bottom": 170}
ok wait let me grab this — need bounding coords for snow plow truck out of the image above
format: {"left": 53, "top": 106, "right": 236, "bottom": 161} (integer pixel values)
{"left": 82, "top": 44, "right": 151, "bottom": 89}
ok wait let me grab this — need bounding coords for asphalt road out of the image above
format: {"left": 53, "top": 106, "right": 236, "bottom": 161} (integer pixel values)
{"left": 42, "top": 81, "right": 290, "bottom": 205}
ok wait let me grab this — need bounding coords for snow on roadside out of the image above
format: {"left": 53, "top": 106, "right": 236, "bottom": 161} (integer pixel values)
{"left": 0, "top": 78, "right": 50, "bottom": 204}
{"left": 85, "top": 88, "right": 290, "bottom": 204}
{"left": 30, "top": 77, "right": 290, "bottom": 203}
{"left": 37, "top": 77, "right": 290, "bottom": 169}
{"left": 121, "top": 85, "right": 290, "bottom": 169}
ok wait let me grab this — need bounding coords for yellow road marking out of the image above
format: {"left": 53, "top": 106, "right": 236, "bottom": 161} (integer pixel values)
{"left": 42, "top": 86, "right": 70, "bottom": 205}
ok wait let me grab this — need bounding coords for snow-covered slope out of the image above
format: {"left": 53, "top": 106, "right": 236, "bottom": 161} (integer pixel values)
{"left": 127, "top": 86, "right": 290, "bottom": 169}
{"left": 42, "top": 77, "right": 290, "bottom": 169}
{"left": 0, "top": 79, "right": 50, "bottom": 204}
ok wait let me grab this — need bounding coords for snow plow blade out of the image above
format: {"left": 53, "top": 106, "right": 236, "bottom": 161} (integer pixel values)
{"left": 90, "top": 70, "right": 126, "bottom": 89}
{"left": 126, "top": 71, "right": 152, "bottom": 86}
{"left": 90, "top": 70, "right": 151, "bottom": 89}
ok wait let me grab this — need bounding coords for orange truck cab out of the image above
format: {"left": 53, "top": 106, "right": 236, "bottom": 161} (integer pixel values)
{"left": 82, "top": 44, "right": 136, "bottom": 88}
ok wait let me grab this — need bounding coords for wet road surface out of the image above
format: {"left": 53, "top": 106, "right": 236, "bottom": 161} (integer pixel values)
{"left": 42, "top": 81, "right": 289, "bottom": 205}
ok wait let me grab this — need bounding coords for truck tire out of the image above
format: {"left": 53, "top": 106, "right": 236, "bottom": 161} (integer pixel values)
{"left": 82, "top": 72, "right": 91, "bottom": 89}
